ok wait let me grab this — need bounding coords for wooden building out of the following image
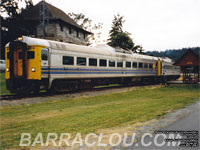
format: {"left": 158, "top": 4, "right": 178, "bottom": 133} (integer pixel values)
{"left": 174, "top": 49, "right": 199, "bottom": 83}
{"left": 23, "top": 1, "right": 92, "bottom": 45}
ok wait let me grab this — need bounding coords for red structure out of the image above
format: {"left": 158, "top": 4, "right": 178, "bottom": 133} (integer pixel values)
{"left": 174, "top": 49, "right": 199, "bottom": 83}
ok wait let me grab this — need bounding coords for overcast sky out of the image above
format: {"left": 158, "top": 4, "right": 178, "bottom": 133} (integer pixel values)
{"left": 32, "top": 0, "right": 200, "bottom": 51}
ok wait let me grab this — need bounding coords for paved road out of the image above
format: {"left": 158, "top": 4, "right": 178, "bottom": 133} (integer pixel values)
{"left": 122, "top": 109, "right": 200, "bottom": 150}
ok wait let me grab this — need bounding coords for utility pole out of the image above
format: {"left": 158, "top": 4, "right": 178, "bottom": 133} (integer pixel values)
{"left": 39, "top": 0, "right": 49, "bottom": 39}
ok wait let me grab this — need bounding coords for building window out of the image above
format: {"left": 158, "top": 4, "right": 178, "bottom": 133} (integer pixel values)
{"left": 109, "top": 60, "right": 115, "bottom": 67}
{"left": 132, "top": 62, "right": 137, "bottom": 68}
{"left": 63, "top": 56, "right": 74, "bottom": 65}
{"left": 89, "top": 58, "right": 97, "bottom": 66}
{"left": 77, "top": 31, "right": 79, "bottom": 38}
{"left": 77, "top": 57, "right": 86, "bottom": 66}
{"left": 69, "top": 28, "right": 72, "bottom": 34}
{"left": 126, "top": 62, "right": 131, "bottom": 68}
{"left": 79, "top": 32, "right": 84, "bottom": 39}
{"left": 60, "top": 23, "right": 63, "bottom": 31}
{"left": 117, "top": 61, "right": 123, "bottom": 67}
{"left": 99, "top": 59, "right": 107, "bottom": 67}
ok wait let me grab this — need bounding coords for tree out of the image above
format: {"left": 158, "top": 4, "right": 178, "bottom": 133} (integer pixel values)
{"left": 68, "top": 13, "right": 92, "bottom": 30}
{"left": 0, "top": 0, "right": 33, "bottom": 59}
{"left": 131, "top": 45, "right": 145, "bottom": 54}
{"left": 109, "top": 32, "right": 134, "bottom": 50}
{"left": 146, "top": 47, "right": 200, "bottom": 61}
{"left": 108, "top": 14, "right": 124, "bottom": 39}
{"left": 107, "top": 14, "right": 134, "bottom": 50}
{"left": 68, "top": 12, "right": 103, "bottom": 45}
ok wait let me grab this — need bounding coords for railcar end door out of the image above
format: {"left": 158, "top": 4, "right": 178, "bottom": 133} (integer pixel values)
{"left": 14, "top": 48, "right": 23, "bottom": 77}
{"left": 41, "top": 48, "right": 50, "bottom": 78}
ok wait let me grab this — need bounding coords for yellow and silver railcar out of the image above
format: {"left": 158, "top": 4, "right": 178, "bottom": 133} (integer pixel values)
{"left": 5, "top": 36, "right": 180, "bottom": 93}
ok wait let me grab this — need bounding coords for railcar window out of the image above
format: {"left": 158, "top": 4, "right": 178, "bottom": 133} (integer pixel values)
{"left": 109, "top": 60, "right": 115, "bottom": 67}
{"left": 126, "top": 62, "right": 131, "bottom": 68}
{"left": 7, "top": 52, "right": 9, "bottom": 59}
{"left": 27, "top": 51, "right": 34, "bottom": 59}
{"left": 164, "top": 65, "right": 173, "bottom": 69}
{"left": 63, "top": 56, "right": 74, "bottom": 65}
{"left": 149, "top": 63, "right": 153, "bottom": 69}
{"left": 174, "top": 66, "right": 180, "bottom": 70}
{"left": 18, "top": 52, "right": 22, "bottom": 59}
{"left": 18, "top": 51, "right": 34, "bottom": 59}
{"left": 89, "top": 58, "right": 97, "bottom": 66}
{"left": 41, "top": 50, "right": 48, "bottom": 60}
{"left": 77, "top": 57, "right": 86, "bottom": 66}
{"left": 139, "top": 62, "right": 143, "bottom": 68}
{"left": 100, "top": 59, "right": 107, "bottom": 67}
{"left": 144, "top": 63, "right": 148, "bottom": 68}
{"left": 117, "top": 61, "right": 123, "bottom": 67}
{"left": 132, "top": 62, "right": 137, "bottom": 68}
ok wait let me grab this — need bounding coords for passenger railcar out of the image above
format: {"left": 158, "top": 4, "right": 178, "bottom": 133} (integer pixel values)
{"left": 5, "top": 36, "right": 180, "bottom": 93}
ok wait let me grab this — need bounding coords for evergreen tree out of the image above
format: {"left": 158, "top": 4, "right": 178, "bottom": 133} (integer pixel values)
{"left": 107, "top": 14, "right": 134, "bottom": 50}
{"left": 108, "top": 14, "right": 124, "bottom": 40}
{"left": 0, "top": 0, "right": 33, "bottom": 59}
{"left": 109, "top": 32, "right": 134, "bottom": 50}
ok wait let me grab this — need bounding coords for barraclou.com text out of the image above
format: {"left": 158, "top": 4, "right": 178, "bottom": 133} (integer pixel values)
{"left": 19, "top": 132, "right": 181, "bottom": 147}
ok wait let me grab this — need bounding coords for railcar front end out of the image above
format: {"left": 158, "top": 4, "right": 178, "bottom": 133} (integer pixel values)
{"left": 5, "top": 40, "right": 44, "bottom": 93}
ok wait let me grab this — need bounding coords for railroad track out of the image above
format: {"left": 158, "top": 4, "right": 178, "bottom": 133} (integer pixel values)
{"left": 0, "top": 91, "right": 66, "bottom": 101}
{"left": 0, "top": 93, "right": 46, "bottom": 101}
{"left": 0, "top": 83, "right": 158, "bottom": 101}
{"left": 0, "top": 94, "right": 17, "bottom": 100}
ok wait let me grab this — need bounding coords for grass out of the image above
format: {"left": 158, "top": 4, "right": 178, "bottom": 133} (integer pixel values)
{"left": 0, "top": 72, "right": 10, "bottom": 95}
{"left": 0, "top": 84, "right": 199, "bottom": 149}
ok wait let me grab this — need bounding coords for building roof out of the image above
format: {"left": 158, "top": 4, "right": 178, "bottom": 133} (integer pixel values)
{"left": 174, "top": 49, "right": 199, "bottom": 66}
{"left": 23, "top": 1, "right": 92, "bottom": 34}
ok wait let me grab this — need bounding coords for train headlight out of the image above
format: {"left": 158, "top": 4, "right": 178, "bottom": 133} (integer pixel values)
{"left": 18, "top": 37, "right": 23, "bottom": 41}
{"left": 6, "top": 68, "right": 9, "bottom": 72}
{"left": 32, "top": 67, "right": 36, "bottom": 72}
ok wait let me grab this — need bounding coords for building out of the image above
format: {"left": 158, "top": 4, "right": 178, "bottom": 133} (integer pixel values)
{"left": 23, "top": 1, "right": 92, "bottom": 45}
{"left": 174, "top": 49, "right": 199, "bottom": 83}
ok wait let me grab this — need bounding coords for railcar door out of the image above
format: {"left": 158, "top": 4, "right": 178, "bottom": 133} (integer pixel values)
{"left": 14, "top": 48, "right": 23, "bottom": 77}
{"left": 41, "top": 48, "right": 50, "bottom": 79}
{"left": 157, "top": 60, "right": 162, "bottom": 76}
{"left": 41, "top": 48, "right": 49, "bottom": 67}
{"left": 7, "top": 41, "right": 27, "bottom": 92}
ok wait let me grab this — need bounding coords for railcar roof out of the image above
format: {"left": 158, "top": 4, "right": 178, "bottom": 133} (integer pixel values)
{"left": 5, "top": 36, "right": 173, "bottom": 63}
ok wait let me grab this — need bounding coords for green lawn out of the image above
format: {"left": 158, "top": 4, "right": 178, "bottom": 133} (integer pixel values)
{"left": 0, "top": 73, "right": 10, "bottom": 95}
{"left": 0, "top": 84, "right": 199, "bottom": 149}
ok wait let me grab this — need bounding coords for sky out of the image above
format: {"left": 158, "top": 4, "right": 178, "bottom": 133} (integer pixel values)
{"left": 31, "top": 0, "right": 200, "bottom": 51}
